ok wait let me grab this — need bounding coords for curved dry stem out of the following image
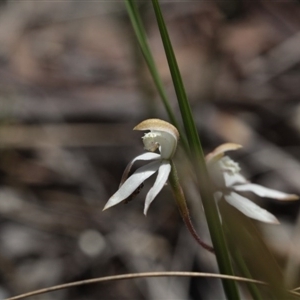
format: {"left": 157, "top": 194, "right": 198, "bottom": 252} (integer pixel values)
{"left": 6, "top": 271, "right": 268, "bottom": 300}
{"left": 168, "top": 160, "right": 214, "bottom": 252}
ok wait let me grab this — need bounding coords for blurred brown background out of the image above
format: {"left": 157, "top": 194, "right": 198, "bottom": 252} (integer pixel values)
{"left": 1, "top": 1, "right": 300, "bottom": 299}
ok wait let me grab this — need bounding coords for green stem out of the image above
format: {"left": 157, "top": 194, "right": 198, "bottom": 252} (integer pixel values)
{"left": 169, "top": 160, "right": 214, "bottom": 253}
{"left": 151, "top": 1, "right": 240, "bottom": 299}
{"left": 235, "top": 249, "right": 264, "bottom": 300}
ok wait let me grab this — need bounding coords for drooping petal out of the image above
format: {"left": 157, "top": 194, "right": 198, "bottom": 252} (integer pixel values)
{"left": 143, "top": 161, "right": 171, "bottom": 215}
{"left": 224, "top": 192, "right": 279, "bottom": 224}
{"left": 103, "top": 160, "right": 161, "bottom": 211}
{"left": 233, "top": 183, "right": 299, "bottom": 201}
{"left": 120, "top": 152, "right": 161, "bottom": 186}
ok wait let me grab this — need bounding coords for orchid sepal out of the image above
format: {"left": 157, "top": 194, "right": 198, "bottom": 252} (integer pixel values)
{"left": 120, "top": 152, "right": 161, "bottom": 186}
{"left": 224, "top": 192, "right": 280, "bottom": 224}
{"left": 103, "top": 160, "right": 161, "bottom": 211}
{"left": 144, "top": 160, "right": 171, "bottom": 215}
{"left": 233, "top": 183, "right": 299, "bottom": 201}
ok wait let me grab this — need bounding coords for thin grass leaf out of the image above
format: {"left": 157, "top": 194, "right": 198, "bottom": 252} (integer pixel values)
{"left": 235, "top": 249, "right": 265, "bottom": 300}
{"left": 150, "top": 1, "right": 240, "bottom": 299}
{"left": 7, "top": 271, "right": 268, "bottom": 300}
{"left": 125, "top": 0, "right": 188, "bottom": 152}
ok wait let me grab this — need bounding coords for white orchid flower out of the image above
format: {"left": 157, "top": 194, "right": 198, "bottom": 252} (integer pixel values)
{"left": 206, "top": 143, "right": 299, "bottom": 224}
{"left": 103, "top": 119, "right": 179, "bottom": 215}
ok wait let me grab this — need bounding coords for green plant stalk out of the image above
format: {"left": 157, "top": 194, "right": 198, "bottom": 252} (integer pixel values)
{"left": 125, "top": 0, "right": 188, "bottom": 152}
{"left": 234, "top": 249, "right": 264, "bottom": 300}
{"left": 151, "top": 1, "right": 240, "bottom": 299}
{"left": 169, "top": 160, "right": 214, "bottom": 253}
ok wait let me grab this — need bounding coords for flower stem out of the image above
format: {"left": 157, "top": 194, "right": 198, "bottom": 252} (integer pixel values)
{"left": 169, "top": 160, "right": 214, "bottom": 253}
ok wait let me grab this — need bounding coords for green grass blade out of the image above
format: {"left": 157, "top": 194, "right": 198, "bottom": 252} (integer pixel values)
{"left": 235, "top": 249, "right": 264, "bottom": 300}
{"left": 150, "top": 1, "right": 240, "bottom": 299}
{"left": 125, "top": 0, "right": 188, "bottom": 152}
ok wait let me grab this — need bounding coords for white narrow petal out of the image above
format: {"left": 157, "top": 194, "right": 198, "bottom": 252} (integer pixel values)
{"left": 120, "top": 152, "right": 161, "bottom": 186}
{"left": 143, "top": 161, "right": 171, "bottom": 215}
{"left": 103, "top": 160, "right": 161, "bottom": 211}
{"left": 233, "top": 183, "right": 299, "bottom": 201}
{"left": 224, "top": 192, "right": 279, "bottom": 224}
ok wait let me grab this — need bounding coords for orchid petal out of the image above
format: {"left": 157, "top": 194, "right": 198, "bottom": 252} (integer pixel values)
{"left": 103, "top": 160, "right": 161, "bottom": 211}
{"left": 142, "top": 131, "right": 176, "bottom": 159}
{"left": 144, "top": 161, "right": 171, "bottom": 215}
{"left": 224, "top": 192, "right": 279, "bottom": 224}
{"left": 224, "top": 172, "right": 248, "bottom": 187}
{"left": 233, "top": 183, "right": 299, "bottom": 201}
{"left": 134, "top": 119, "right": 179, "bottom": 159}
{"left": 206, "top": 143, "right": 242, "bottom": 163}
{"left": 134, "top": 119, "right": 179, "bottom": 140}
{"left": 120, "top": 152, "right": 161, "bottom": 186}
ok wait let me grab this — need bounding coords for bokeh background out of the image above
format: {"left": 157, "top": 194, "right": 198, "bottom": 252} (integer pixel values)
{"left": 1, "top": 1, "right": 300, "bottom": 299}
